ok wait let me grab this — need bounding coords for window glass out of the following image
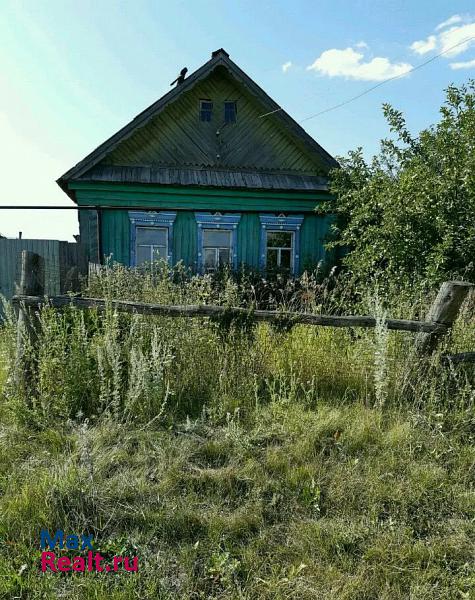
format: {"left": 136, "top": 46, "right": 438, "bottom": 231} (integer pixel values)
{"left": 152, "top": 246, "right": 168, "bottom": 260}
{"left": 203, "top": 229, "right": 231, "bottom": 247}
{"left": 200, "top": 100, "right": 213, "bottom": 122}
{"left": 224, "top": 101, "right": 237, "bottom": 124}
{"left": 280, "top": 249, "right": 291, "bottom": 270}
{"left": 267, "top": 231, "right": 292, "bottom": 248}
{"left": 218, "top": 248, "right": 230, "bottom": 265}
{"left": 266, "top": 230, "right": 293, "bottom": 272}
{"left": 204, "top": 248, "right": 216, "bottom": 270}
{"left": 136, "top": 227, "right": 167, "bottom": 246}
{"left": 135, "top": 226, "right": 167, "bottom": 265}
{"left": 267, "top": 248, "right": 278, "bottom": 270}
{"left": 202, "top": 228, "right": 231, "bottom": 270}
{"left": 136, "top": 246, "right": 152, "bottom": 265}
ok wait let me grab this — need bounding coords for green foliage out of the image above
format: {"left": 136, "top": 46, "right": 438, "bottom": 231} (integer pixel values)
{"left": 329, "top": 81, "right": 475, "bottom": 289}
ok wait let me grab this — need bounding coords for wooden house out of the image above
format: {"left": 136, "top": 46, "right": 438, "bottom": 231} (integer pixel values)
{"left": 57, "top": 49, "right": 338, "bottom": 275}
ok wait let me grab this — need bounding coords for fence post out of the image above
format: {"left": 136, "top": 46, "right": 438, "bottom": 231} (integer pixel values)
{"left": 15, "top": 251, "right": 44, "bottom": 399}
{"left": 415, "top": 281, "right": 473, "bottom": 355}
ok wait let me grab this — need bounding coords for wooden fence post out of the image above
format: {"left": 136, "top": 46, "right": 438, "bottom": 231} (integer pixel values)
{"left": 415, "top": 281, "right": 473, "bottom": 355}
{"left": 15, "top": 251, "right": 44, "bottom": 399}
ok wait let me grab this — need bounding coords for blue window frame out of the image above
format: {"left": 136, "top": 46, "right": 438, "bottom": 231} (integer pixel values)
{"left": 195, "top": 212, "right": 241, "bottom": 272}
{"left": 259, "top": 214, "right": 304, "bottom": 275}
{"left": 129, "top": 211, "right": 177, "bottom": 267}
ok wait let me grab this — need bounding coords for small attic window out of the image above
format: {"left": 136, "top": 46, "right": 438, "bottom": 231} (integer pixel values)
{"left": 200, "top": 100, "right": 213, "bottom": 122}
{"left": 224, "top": 101, "right": 237, "bottom": 124}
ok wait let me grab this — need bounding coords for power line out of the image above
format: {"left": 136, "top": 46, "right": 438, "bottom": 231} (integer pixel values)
{"left": 258, "top": 35, "right": 475, "bottom": 122}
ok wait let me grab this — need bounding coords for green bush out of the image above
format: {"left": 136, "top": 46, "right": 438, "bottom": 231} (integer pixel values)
{"left": 329, "top": 81, "right": 475, "bottom": 290}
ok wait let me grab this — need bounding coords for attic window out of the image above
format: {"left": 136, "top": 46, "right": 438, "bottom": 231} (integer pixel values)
{"left": 200, "top": 100, "right": 213, "bottom": 122}
{"left": 224, "top": 101, "right": 237, "bottom": 124}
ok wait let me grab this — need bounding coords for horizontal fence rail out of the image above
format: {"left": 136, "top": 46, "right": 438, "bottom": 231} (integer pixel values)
{"left": 12, "top": 294, "right": 446, "bottom": 334}
{"left": 10, "top": 252, "right": 475, "bottom": 396}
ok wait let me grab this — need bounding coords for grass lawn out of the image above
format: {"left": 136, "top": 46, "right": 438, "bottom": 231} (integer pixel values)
{"left": 0, "top": 269, "right": 473, "bottom": 599}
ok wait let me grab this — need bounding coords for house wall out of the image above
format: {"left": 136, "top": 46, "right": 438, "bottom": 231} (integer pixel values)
{"left": 72, "top": 183, "right": 334, "bottom": 274}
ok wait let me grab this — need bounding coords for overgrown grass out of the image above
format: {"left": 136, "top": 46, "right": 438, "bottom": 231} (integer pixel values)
{"left": 0, "top": 265, "right": 473, "bottom": 599}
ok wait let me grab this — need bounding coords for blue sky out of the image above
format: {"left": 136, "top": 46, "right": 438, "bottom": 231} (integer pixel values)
{"left": 1, "top": 0, "right": 474, "bottom": 240}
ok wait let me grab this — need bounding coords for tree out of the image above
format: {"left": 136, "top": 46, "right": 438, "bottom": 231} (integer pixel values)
{"left": 328, "top": 81, "right": 475, "bottom": 289}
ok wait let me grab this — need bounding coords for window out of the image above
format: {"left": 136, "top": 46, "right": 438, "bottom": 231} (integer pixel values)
{"left": 203, "top": 229, "right": 232, "bottom": 271}
{"left": 135, "top": 226, "right": 168, "bottom": 265}
{"left": 195, "top": 212, "right": 241, "bottom": 272}
{"left": 259, "top": 214, "right": 304, "bottom": 275}
{"left": 128, "top": 211, "right": 177, "bottom": 267}
{"left": 224, "top": 101, "right": 237, "bottom": 124}
{"left": 200, "top": 99, "right": 213, "bottom": 122}
{"left": 266, "top": 231, "right": 293, "bottom": 272}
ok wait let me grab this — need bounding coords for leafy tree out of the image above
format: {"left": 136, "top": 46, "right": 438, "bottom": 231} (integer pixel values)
{"left": 328, "top": 81, "right": 475, "bottom": 289}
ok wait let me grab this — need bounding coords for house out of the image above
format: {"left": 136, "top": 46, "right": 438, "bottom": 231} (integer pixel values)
{"left": 57, "top": 49, "right": 338, "bottom": 275}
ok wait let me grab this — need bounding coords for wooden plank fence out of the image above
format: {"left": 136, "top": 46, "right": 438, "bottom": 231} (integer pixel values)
{"left": 0, "top": 239, "right": 88, "bottom": 316}
{"left": 9, "top": 252, "right": 475, "bottom": 390}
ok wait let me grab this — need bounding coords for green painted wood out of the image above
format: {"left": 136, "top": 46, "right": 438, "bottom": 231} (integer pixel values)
{"left": 73, "top": 185, "right": 335, "bottom": 273}
{"left": 74, "top": 191, "right": 327, "bottom": 214}
{"left": 300, "top": 213, "right": 334, "bottom": 271}
{"left": 70, "top": 181, "right": 331, "bottom": 202}
{"left": 100, "top": 209, "right": 130, "bottom": 263}
{"left": 173, "top": 211, "right": 198, "bottom": 269}
{"left": 237, "top": 213, "right": 260, "bottom": 269}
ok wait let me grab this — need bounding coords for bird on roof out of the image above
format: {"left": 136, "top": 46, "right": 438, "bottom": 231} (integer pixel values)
{"left": 170, "top": 67, "right": 188, "bottom": 86}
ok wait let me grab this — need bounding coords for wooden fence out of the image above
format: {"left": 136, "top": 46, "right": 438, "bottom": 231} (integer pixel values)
{"left": 0, "top": 239, "right": 88, "bottom": 316}
{"left": 9, "top": 251, "right": 475, "bottom": 393}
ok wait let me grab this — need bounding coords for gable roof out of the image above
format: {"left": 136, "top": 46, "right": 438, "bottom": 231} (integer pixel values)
{"left": 57, "top": 49, "right": 338, "bottom": 198}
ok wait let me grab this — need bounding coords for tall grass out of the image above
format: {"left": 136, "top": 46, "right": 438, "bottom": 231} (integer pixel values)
{"left": 0, "top": 264, "right": 473, "bottom": 599}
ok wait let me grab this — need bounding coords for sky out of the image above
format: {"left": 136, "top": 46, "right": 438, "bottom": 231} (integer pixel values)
{"left": 0, "top": 0, "right": 474, "bottom": 241}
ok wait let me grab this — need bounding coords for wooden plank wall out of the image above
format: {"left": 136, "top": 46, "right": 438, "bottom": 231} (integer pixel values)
{"left": 0, "top": 239, "right": 87, "bottom": 317}
{"left": 103, "top": 70, "right": 325, "bottom": 174}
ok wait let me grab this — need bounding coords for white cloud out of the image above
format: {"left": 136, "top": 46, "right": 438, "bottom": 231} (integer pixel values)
{"left": 410, "top": 14, "right": 475, "bottom": 58}
{"left": 450, "top": 57, "right": 475, "bottom": 69}
{"left": 410, "top": 35, "right": 437, "bottom": 55}
{"left": 282, "top": 61, "right": 292, "bottom": 73}
{"left": 436, "top": 15, "right": 463, "bottom": 31}
{"left": 307, "top": 47, "right": 412, "bottom": 81}
{"left": 439, "top": 22, "right": 475, "bottom": 56}
{"left": 355, "top": 41, "right": 368, "bottom": 49}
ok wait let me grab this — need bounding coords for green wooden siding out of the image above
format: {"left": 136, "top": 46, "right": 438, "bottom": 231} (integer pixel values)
{"left": 237, "top": 213, "right": 260, "bottom": 269}
{"left": 173, "top": 211, "right": 197, "bottom": 269}
{"left": 74, "top": 183, "right": 335, "bottom": 274}
{"left": 100, "top": 209, "right": 130, "bottom": 264}
{"left": 300, "top": 213, "right": 335, "bottom": 270}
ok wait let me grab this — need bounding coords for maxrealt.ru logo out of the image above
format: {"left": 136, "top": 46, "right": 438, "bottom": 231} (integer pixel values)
{"left": 40, "top": 530, "right": 138, "bottom": 573}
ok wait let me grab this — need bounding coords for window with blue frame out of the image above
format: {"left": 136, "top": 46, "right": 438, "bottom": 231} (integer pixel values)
{"left": 128, "top": 211, "right": 177, "bottom": 267}
{"left": 259, "top": 214, "right": 304, "bottom": 275}
{"left": 195, "top": 213, "right": 241, "bottom": 272}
